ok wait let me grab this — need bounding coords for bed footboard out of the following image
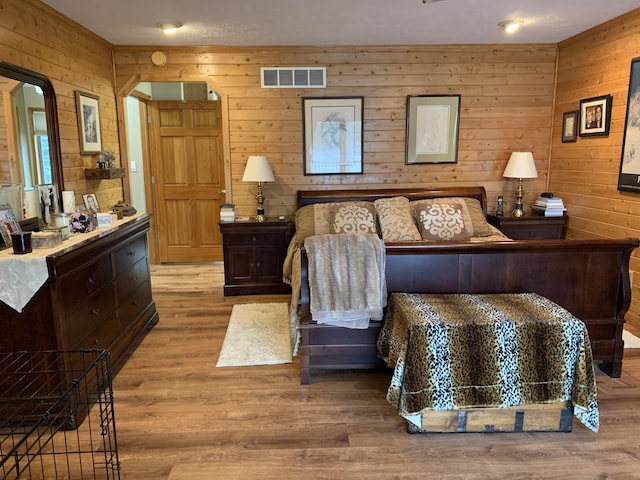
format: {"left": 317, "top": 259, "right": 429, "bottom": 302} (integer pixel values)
{"left": 299, "top": 238, "right": 639, "bottom": 383}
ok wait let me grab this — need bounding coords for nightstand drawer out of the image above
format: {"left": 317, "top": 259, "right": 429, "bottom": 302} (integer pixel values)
{"left": 225, "top": 232, "right": 282, "bottom": 247}
{"left": 487, "top": 214, "right": 567, "bottom": 240}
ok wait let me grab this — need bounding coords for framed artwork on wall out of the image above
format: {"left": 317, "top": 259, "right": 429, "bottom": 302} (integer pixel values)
{"left": 405, "top": 94, "right": 461, "bottom": 164}
{"left": 562, "top": 110, "right": 578, "bottom": 143}
{"left": 578, "top": 94, "right": 612, "bottom": 138}
{"left": 618, "top": 56, "right": 640, "bottom": 193}
{"left": 75, "top": 91, "right": 103, "bottom": 154}
{"left": 302, "top": 96, "right": 364, "bottom": 175}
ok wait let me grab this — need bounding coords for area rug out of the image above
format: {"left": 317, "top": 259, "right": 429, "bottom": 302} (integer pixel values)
{"left": 624, "top": 330, "right": 640, "bottom": 348}
{"left": 216, "top": 303, "right": 292, "bottom": 367}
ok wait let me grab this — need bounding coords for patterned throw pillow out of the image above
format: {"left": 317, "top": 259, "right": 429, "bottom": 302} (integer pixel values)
{"left": 330, "top": 202, "right": 378, "bottom": 234}
{"left": 412, "top": 199, "right": 471, "bottom": 241}
{"left": 374, "top": 196, "right": 422, "bottom": 242}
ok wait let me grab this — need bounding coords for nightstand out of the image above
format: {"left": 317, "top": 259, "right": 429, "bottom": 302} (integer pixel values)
{"left": 487, "top": 214, "right": 567, "bottom": 240}
{"left": 219, "top": 219, "right": 293, "bottom": 296}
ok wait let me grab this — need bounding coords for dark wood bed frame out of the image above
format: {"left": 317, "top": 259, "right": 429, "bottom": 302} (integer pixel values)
{"left": 296, "top": 187, "right": 639, "bottom": 384}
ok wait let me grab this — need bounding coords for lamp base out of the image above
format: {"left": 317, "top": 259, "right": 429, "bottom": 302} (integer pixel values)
{"left": 253, "top": 183, "right": 267, "bottom": 222}
{"left": 512, "top": 204, "right": 525, "bottom": 217}
{"left": 512, "top": 178, "right": 526, "bottom": 217}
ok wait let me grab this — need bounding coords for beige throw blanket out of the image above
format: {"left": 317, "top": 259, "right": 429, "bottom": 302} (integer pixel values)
{"left": 304, "top": 234, "right": 386, "bottom": 329}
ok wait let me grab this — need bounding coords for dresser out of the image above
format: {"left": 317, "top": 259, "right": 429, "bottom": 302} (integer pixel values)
{"left": 219, "top": 219, "right": 293, "bottom": 295}
{"left": 0, "top": 214, "right": 158, "bottom": 369}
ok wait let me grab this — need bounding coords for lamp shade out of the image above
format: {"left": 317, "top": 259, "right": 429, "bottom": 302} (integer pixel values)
{"left": 502, "top": 151, "right": 538, "bottom": 179}
{"left": 242, "top": 156, "right": 275, "bottom": 182}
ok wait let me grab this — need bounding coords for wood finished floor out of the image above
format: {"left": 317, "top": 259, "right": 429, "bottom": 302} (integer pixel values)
{"left": 110, "top": 264, "right": 640, "bottom": 479}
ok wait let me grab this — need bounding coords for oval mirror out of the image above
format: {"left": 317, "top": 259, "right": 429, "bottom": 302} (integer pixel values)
{"left": 0, "top": 61, "right": 64, "bottom": 191}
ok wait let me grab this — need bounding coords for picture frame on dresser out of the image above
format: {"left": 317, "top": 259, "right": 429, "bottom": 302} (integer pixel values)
{"left": 0, "top": 204, "right": 21, "bottom": 247}
{"left": 618, "top": 56, "right": 640, "bottom": 193}
{"left": 302, "top": 96, "right": 364, "bottom": 175}
{"left": 36, "top": 184, "right": 59, "bottom": 228}
{"left": 405, "top": 94, "right": 461, "bottom": 164}
{"left": 578, "top": 94, "right": 612, "bottom": 137}
{"left": 75, "top": 90, "right": 103, "bottom": 154}
{"left": 83, "top": 193, "right": 100, "bottom": 213}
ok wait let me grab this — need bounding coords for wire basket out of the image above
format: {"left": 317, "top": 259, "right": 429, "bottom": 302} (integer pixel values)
{"left": 0, "top": 350, "right": 120, "bottom": 479}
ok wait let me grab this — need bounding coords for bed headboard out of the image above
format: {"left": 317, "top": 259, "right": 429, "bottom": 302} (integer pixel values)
{"left": 296, "top": 186, "right": 488, "bottom": 215}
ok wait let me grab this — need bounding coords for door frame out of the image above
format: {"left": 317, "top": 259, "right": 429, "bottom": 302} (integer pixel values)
{"left": 116, "top": 75, "right": 232, "bottom": 264}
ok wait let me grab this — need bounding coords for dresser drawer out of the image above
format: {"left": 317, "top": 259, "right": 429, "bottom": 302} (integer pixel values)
{"left": 76, "top": 313, "right": 119, "bottom": 351}
{"left": 114, "top": 236, "right": 147, "bottom": 274}
{"left": 117, "top": 279, "right": 153, "bottom": 331}
{"left": 116, "top": 257, "right": 149, "bottom": 301}
{"left": 58, "top": 255, "right": 113, "bottom": 310}
{"left": 62, "top": 284, "right": 117, "bottom": 347}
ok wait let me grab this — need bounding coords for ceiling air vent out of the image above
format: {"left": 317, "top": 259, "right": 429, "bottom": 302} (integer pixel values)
{"left": 261, "top": 67, "right": 326, "bottom": 88}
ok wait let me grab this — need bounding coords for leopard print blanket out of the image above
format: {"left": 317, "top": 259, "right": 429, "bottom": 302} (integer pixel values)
{"left": 377, "top": 292, "right": 599, "bottom": 432}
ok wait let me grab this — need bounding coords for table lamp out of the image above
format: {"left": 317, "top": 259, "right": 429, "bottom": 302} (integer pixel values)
{"left": 242, "top": 155, "right": 275, "bottom": 222}
{"left": 502, "top": 151, "right": 538, "bottom": 217}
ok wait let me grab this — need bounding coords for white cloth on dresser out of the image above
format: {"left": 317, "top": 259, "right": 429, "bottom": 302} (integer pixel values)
{"left": 304, "top": 233, "right": 386, "bottom": 329}
{"left": 0, "top": 255, "right": 49, "bottom": 312}
{"left": 0, "top": 214, "right": 143, "bottom": 313}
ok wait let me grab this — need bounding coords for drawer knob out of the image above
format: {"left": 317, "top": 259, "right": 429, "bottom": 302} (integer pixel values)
{"left": 129, "top": 276, "right": 137, "bottom": 281}
{"left": 252, "top": 237, "right": 257, "bottom": 242}
{"left": 127, "top": 251, "right": 136, "bottom": 257}
{"left": 95, "top": 339, "right": 102, "bottom": 346}
{"left": 91, "top": 307, "right": 100, "bottom": 316}
{"left": 87, "top": 276, "right": 96, "bottom": 285}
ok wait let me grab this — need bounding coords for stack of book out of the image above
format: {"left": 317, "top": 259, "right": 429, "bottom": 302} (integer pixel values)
{"left": 220, "top": 204, "right": 236, "bottom": 222}
{"left": 533, "top": 196, "right": 566, "bottom": 217}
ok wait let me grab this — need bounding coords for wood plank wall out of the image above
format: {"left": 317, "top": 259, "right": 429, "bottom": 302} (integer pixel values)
{"left": 552, "top": 9, "right": 640, "bottom": 328}
{"left": 0, "top": 0, "right": 124, "bottom": 210}
{"left": 5, "top": 1, "right": 640, "bottom": 329}
{"left": 112, "top": 45, "right": 557, "bottom": 218}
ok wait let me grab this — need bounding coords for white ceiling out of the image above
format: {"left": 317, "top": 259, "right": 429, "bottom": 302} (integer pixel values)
{"left": 41, "top": 0, "right": 638, "bottom": 47}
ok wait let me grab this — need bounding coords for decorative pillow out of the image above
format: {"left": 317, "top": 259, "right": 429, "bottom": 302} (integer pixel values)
{"left": 463, "top": 198, "right": 493, "bottom": 237}
{"left": 293, "top": 203, "right": 330, "bottom": 243}
{"left": 330, "top": 202, "right": 377, "bottom": 234}
{"left": 412, "top": 199, "right": 471, "bottom": 241}
{"left": 374, "top": 196, "right": 422, "bottom": 242}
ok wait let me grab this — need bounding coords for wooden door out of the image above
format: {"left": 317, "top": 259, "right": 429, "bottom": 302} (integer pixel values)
{"left": 149, "top": 100, "right": 224, "bottom": 263}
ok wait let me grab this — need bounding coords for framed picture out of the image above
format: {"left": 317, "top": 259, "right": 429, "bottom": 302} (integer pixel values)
{"left": 619, "top": 57, "right": 640, "bottom": 192}
{"left": 302, "top": 97, "right": 363, "bottom": 175}
{"left": 36, "top": 184, "right": 59, "bottom": 228}
{"left": 83, "top": 193, "right": 101, "bottom": 213}
{"left": 0, "top": 204, "right": 21, "bottom": 247}
{"left": 406, "top": 94, "right": 461, "bottom": 164}
{"left": 578, "top": 94, "right": 612, "bottom": 137}
{"left": 75, "top": 91, "right": 102, "bottom": 154}
{"left": 562, "top": 110, "right": 579, "bottom": 143}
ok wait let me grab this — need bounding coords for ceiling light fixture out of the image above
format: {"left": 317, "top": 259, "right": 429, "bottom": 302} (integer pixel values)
{"left": 157, "top": 22, "right": 182, "bottom": 34}
{"left": 499, "top": 20, "right": 524, "bottom": 34}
